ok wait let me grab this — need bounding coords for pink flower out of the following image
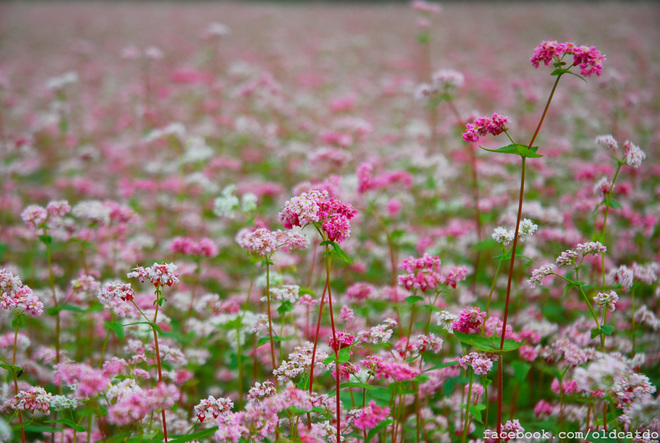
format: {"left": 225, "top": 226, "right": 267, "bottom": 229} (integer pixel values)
{"left": 572, "top": 45, "right": 605, "bottom": 77}
{"left": 462, "top": 113, "right": 509, "bottom": 143}
{"left": 452, "top": 307, "right": 486, "bottom": 334}
{"left": 459, "top": 352, "right": 496, "bottom": 375}
{"left": 127, "top": 262, "right": 179, "bottom": 288}
{"left": 0, "top": 268, "right": 44, "bottom": 316}
{"left": 21, "top": 205, "right": 48, "bottom": 230}
{"left": 98, "top": 281, "right": 135, "bottom": 303}
{"left": 353, "top": 401, "right": 391, "bottom": 431}
{"left": 13, "top": 386, "right": 53, "bottom": 414}
{"left": 194, "top": 395, "right": 233, "bottom": 422}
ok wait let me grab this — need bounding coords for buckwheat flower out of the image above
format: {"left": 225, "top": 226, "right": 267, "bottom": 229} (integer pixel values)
{"left": 238, "top": 228, "right": 278, "bottom": 256}
{"left": 614, "top": 265, "right": 634, "bottom": 289}
{"left": 530, "top": 40, "right": 567, "bottom": 68}
{"left": 71, "top": 275, "right": 101, "bottom": 299}
{"left": 596, "top": 134, "right": 618, "bottom": 151}
{"left": 411, "top": 333, "right": 444, "bottom": 354}
{"left": 501, "top": 419, "right": 525, "bottom": 441}
{"left": 459, "top": 352, "right": 495, "bottom": 375}
{"left": 594, "top": 291, "right": 619, "bottom": 312}
{"left": 572, "top": 45, "right": 605, "bottom": 77}
{"left": 49, "top": 395, "right": 79, "bottom": 412}
{"left": 632, "top": 262, "right": 658, "bottom": 284}
{"left": 46, "top": 200, "right": 71, "bottom": 217}
{"left": 322, "top": 214, "right": 351, "bottom": 243}
{"left": 0, "top": 268, "right": 44, "bottom": 316}
{"left": 21, "top": 205, "right": 48, "bottom": 230}
{"left": 462, "top": 113, "right": 509, "bottom": 143}
{"left": 329, "top": 331, "right": 356, "bottom": 353}
{"left": 556, "top": 249, "right": 578, "bottom": 267}
{"left": 98, "top": 282, "right": 135, "bottom": 303}
{"left": 241, "top": 193, "right": 258, "bottom": 213}
{"left": 72, "top": 200, "right": 111, "bottom": 224}
{"left": 13, "top": 386, "right": 53, "bottom": 414}
{"left": 452, "top": 307, "right": 486, "bottom": 334}
{"left": 528, "top": 264, "right": 555, "bottom": 288}
{"left": 436, "top": 310, "right": 459, "bottom": 333}
{"left": 332, "top": 362, "right": 358, "bottom": 381}
{"left": 339, "top": 305, "right": 354, "bottom": 323}
{"left": 127, "top": 262, "right": 179, "bottom": 288}
{"left": 279, "top": 190, "right": 325, "bottom": 228}
{"left": 593, "top": 177, "right": 612, "bottom": 199}
{"left": 270, "top": 285, "right": 299, "bottom": 304}
{"left": 412, "top": 0, "right": 441, "bottom": 14}
{"left": 432, "top": 68, "right": 464, "bottom": 90}
{"left": 357, "top": 319, "right": 397, "bottom": 344}
{"left": 623, "top": 140, "right": 645, "bottom": 169}
{"left": 213, "top": 185, "right": 240, "bottom": 218}
{"left": 194, "top": 396, "right": 233, "bottom": 422}
{"left": 519, "top": 219, "right": 538, "bottom": 239}
{"left": 353, "top": 401, "right": 391, "bottom": 431}
{"left": 576, "top": 241, "right": 607, "bottom": 256}
{"left": 54, "top": 363, "right": 110, "bottom": 399}
{"left": 492, "top": 226, "right": 514, "bottom": 245}
{"left": 247, "top": 381, "right": 276, "bottom": 402}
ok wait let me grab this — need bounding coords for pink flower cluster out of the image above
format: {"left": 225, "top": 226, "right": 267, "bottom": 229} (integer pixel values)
{"left": 356, "top": 162, "right": 413, "bottom": 194}
{"left": 54, "top": 363, "right": 110, "bottom": 399}
{"left": 169, "top": 237, "right": 219, "bottom": 258}
{"left": 360, "top": 356, "right": 420, "bottom": 381}
{"left": 460, "top": 352, "right": 496, "bottom": 375}
{"left": 462, "top": 112, "right": 509, "bottom": 143}
{"left": 352, "top": 401, "right": 391, "bottom": 431}
{"left": 127, "top": 262, "right": 179, "bottom": 288}
{"left": 98, "top": 281, "right": 135, "bottom": 303}
{"left": 279, "top": 190, "right": 357, "bottom": 243}
{"left": 194, "top": 395, "right": 233, "bottom": 422}
{"left": 12, "top": 386, "right": 53, "bottom": 414}
{"left": 21, "top": 200, "right": 71, "bottom": 230}
{"left": 451, "top": 307, "right": 486, "bottom": 334}
{"left": 237, "top": 228, "right": 308, "bottom": 257}
{"left": 0, "top": 268, "right": 44, "bottom": 316}
{"left": 329, "top": 331, "right": 356, "bottom": 353}
{"left": 398, "top": 253, "right": 443, "bottom": 292}
{"left": 530, "top": 40, "right": 605, "bottom": 77}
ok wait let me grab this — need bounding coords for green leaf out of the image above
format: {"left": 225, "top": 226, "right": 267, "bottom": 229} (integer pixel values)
{"left": 218, "top": 317, "right": 243, "bottom": 330}
{"left": 601, "top": 325, "right": 615, "bottom": 336}
{"left": 417, "top": 32, "right": 430, "bottom": 44}
{"left": 45, "top": 419, "right": 85, "bottom": 432}
{"left": 390, "top": 230, "right": 405, "bottom": 243}
{"left": 590, "top": 327, "right": 600, "bottom": 339}
{"left": 512, "top": 361, "right": 531, "bottom": 384}
{"left": 124, "top": 321, "right": 163, "bottom": 334}
{"left": 405, "top": 295, "right": 425, "bottom": 306}
{"left": 105, "top": 321, "right": 125, "bottom": 341}
{"left": 469, "top": 403, "right": 487, "bottom": 423}
{"left": 169, "top": 427, "right": 219, "bottom": 443}
{"left": 480, "top": 143, "right": 543, "bottom": 159}
{"left": 38, "top": 234, "right": 53, "bottom": 245}
{"left": 277, "top": 301, "right": 294, "bottom": 315}
{"left": 329, "top": 241, "right": 353, "bottom": 265}
{"left": 367, "top": 419, "right": 394, "bottom": 441}
{"left": 454, "top": 331, "right": 523, "bottom": 353}
{"left": 608, "top": 200, "right": 622, "bottom": 209}
{"left": 11, "top": 314, "right": 26, "bottom": 328}
{"left": 338, "top": 347, "right": 351, "bottom": 363}
{"left": 0, "top": 363, "right": 23, "bottom": 373}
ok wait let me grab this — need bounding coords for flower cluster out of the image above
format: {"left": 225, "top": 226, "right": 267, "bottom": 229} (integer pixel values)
{"left": 530, "top": 40, "right": 605, "bottom": 77}
{"left": 462, "top": 112, "right": 509, "bottom": 143}
{"left": 492, "top": 219, "right": 538, "bottom": 246}
{"left": 459, "top": 352, "right": 496, "bottom": 375}
{"left": 194, "top": 395, "right": 233, "bottom": 422}
{"left": 528, "top": 264, "right": 556, "bottom": 288}
{"left": 452, "top": 307, "right": 486, "bottom": 334}
{"left": 98, "top": 281, "right": 135, "bottom": 303}
{"left": 237, "top": 228, "right": 308, "bottom": 257}
{"left": 169, "top": 237, "right": 219, "bottom": 258}
{"left": 21, "top": 200, "right": 71, "bottom": 230}
{"left": 13, "top": 386, "right": 54, "bottom": 414}
{"left": 279, "top": 190, "right": 357, "bottom": 243}
{"left": 594, "top": 290, "right": 619, "bottom": 312}
{"left": 352, "top": 401, "right": 391, "bottom": 431}
{"left": 398, "top": 253, "right": 443, "bottom": 292}
{"left": 0, "top": 268, "right": 44, "bottom": 316}
{"left": 127, "top": 262, "right": 179, "bottom": 288}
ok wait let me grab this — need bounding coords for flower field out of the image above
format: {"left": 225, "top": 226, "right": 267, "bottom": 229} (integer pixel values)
{"left": 1, "top": 1, "right": 659, "bottom": 442}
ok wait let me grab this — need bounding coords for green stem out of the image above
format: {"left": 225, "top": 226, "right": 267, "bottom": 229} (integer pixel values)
{"left": 265, "top": 261, "right": 278, "bottom": 380}
{"left": 12, "top": 321, "right": 26, "bottom": 443}
{"left": 462, "top": 368, "right": 475, "bottom": 443}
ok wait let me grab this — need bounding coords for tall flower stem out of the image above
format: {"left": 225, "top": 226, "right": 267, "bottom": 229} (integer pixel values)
{"left": 496, "top": 74, "right": 562, "bottom": 439}
{"left": 152, "top": 291, "right": 168, "bottom": 442}
{"left": 323, "top": 243, "right": 341, "bottom": 443}
{"left": 12, "top": 322, "right": 26, "bottom": 443}
{"left": 265, "top": 261, "right": 278, "bottom": 381}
